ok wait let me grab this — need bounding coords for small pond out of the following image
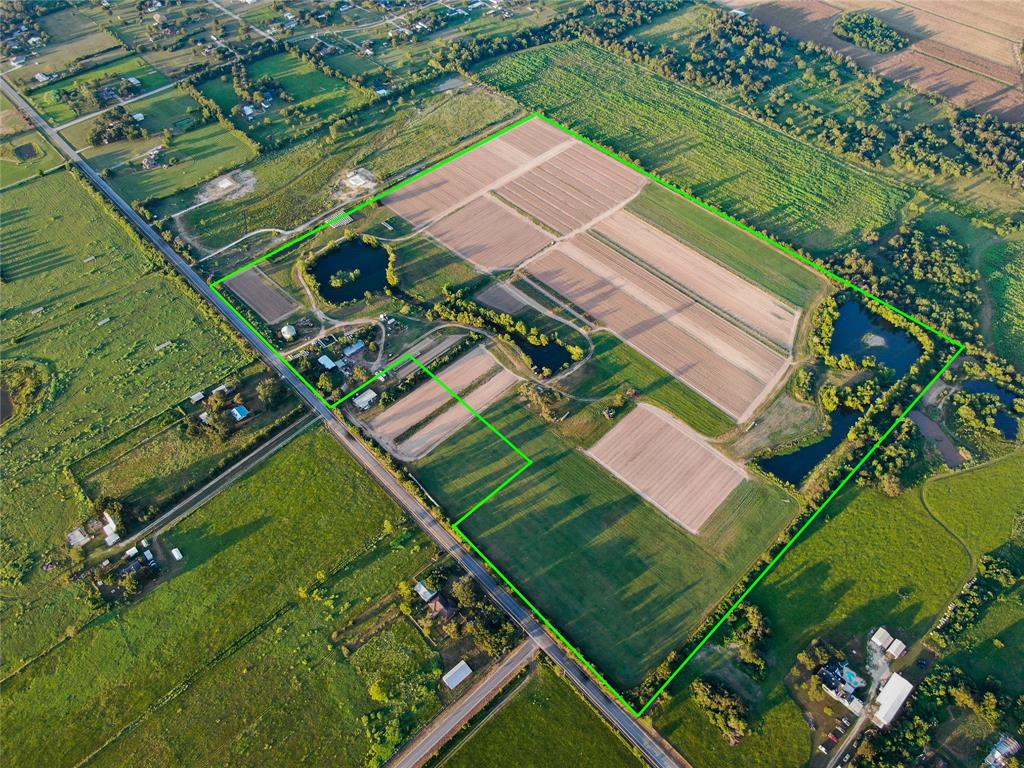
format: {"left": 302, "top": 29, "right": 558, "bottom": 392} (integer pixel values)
{"left": 759, "top": 409, "right": 860, "bottom": 487}
{"left": 963, "top": 380, "right": 1020, "bottom": 440}
{"left": 830, "top": 301, "right": 922, "bottom": 378}
{"left": 310, "top": 240, "right": 387, "bottom": 304}
{"left": 518, "top": 336, "right": 571, "bottom": 373}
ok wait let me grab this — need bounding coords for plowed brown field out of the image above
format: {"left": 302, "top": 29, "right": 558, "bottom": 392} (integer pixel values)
{"left": 587, "top": 404, "right": 745, "bottom": 534}
{"left": 425, "top": 196, "right": 552, "bottom": 270}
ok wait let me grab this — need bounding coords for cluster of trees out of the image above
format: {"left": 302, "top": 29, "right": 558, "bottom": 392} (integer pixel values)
{"left": 284, "top": 40, "right": 374, "bottom": 92}
{"left": 930, "top": 555, "right": 1020, "bottom": 648}
{"left": 831, "top": 12, "right": 909, "bottom": 53}
{"left": 724, "top": 603, "right": 771, "bottom": 676}
{"left": 690, "top": 678, "right": 749, "bottom": 743}
{"left": 88, "top": 106, "right": 147, "bottom": 145}
{"left": 950, "top": 389, "right": 1013, "bottom": 441}
{"left": 0, "top": 536, "right": 32, "bottom": 587}
{"left": 0, "top": 1, "right": 58, "bottom": 55}
{"left": 428, "top": 288, "right": 583, "bottom": 373}
{"left": 445, "top": 575, "right": 518, "bottom": 657}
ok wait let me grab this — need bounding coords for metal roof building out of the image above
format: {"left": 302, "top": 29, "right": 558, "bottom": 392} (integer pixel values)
{"left": 442, "top": 660, "right": 472, "bottom": 690}
{"left": 872, "top": 673, "right": 914, "bottom": 728}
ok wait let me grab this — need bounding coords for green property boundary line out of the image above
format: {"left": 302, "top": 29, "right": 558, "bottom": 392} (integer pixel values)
{"left": 208, "top": 112, "right": 966, "bottom": 718}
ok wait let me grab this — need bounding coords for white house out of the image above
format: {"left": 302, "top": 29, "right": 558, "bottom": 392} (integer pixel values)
{"left": 353, "top": 389, "right": 377, "bottom": 410}
{"left": 872, "top": 673, "right": 913, "bottom": 728}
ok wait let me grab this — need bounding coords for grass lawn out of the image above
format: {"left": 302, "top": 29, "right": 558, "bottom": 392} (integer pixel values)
{"left": 560, "top": 331, "right": 734, "bottom": 436}
{"left": 175, "top": 87, "right": 520, "bottom": 250}
{"left": 0, "top": 172, "right": 248, "bottom": 671}
{"left": 981, "top": 238, "right": 1024, "bottom": 369}
{"left": 414, "top": 395, "right": 796, "bottom": 690}
{"left": 0, "top": 128, "right": 63, "bottom": 187}
{"left": 435, "top": 664, "right": 643, "bottom": 768}
{"left": 654, "top": 454, "right": 1024, "bottom": 767}
{"left": 476, "top": 41, "right": 908, "bottom": 254}
{"left": 27, "top": 54, "right": 169, "bottom": 124}
{"left": 627, "top": 183, "right": 828, "bottom": 308}
{"left": 399, "top": 234, "right": 483, "bottom": 304}
{"left": 1, "top": 428, "right": 439, "bottom": 768}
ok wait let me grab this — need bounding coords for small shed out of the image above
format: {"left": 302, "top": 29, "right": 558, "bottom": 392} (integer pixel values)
{"left": 442, "top": 660, "right": 472, "bottom": 689}
{"left": 414, "top": 581, "right": 436, "bottom": 602}
{"left": 869, "top": 627, "right": 893, "bottom": 649}
{"left": 66, "top": 528, "right": 89, "bottom": 548}
{"left": 171, "top": 548, "right": 183, "bottom": 561}
{"left": 132, "top": 112, "right": 145, "bottom": 122}
{"left": 231, "top": 405, "right": 250, "bottom": 422}
{"left": 189, "top": 391, "right": 205, "bottom": 404}
{"left": 318, "top": 354, "right": 336, "bottom": 370}
{"left": 352, "top": 389, "right": 377, "bottom": 410}
{"left": 886, "top": 639, "right": 907, "bottom": 659}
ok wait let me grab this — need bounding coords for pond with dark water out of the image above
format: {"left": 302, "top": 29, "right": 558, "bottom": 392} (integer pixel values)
{"left": 963, "top": 379, "right": 1020, "bottom": 440}
{"left": 310, "top": 240, "right": 387, "bottom": 304}
{"left": 759, "top": 301, "right": 924, "bottom": 486}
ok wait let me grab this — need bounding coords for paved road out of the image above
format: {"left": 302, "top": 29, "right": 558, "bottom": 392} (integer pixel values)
{"left": 389, "top": 641, "right": 537, "bottom": 768}
{"left": 1, "top": 76, "right": 684, "bottom": 768}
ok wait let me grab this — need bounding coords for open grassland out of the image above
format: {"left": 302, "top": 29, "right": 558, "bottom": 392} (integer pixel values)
{"left": 981, "top": 239, "right": 1024, "bottom": 368}
{"left": 626, "top": 183, "right": 827, "bottom": 309}
{"left": 415, "top": 395, "right": 795, "bottom": 689}
{"left": 435, "top": 664, "right": 643, "bottom": 768}
{"left": 175, "top": 88, "right": 520, "bottom": 250}
{"left": 28, "top": 55, "right": 169, "bottom": 125}
{"left": 654, "top": 453, "right": 1024, "bottom": 767}
{"left": 561, "top": 331, "right": 734, "bottom": 436}
{"left": 399, "top": 235, "right": 483, "bottom": 304}
{"left": 476, "top": 41, "right": 908, "bottom": 254}
{"left": 1, "top": 428, "right": 438, "bottom": 768}
{"left": 0, "top": 128, "right": 63, "bottom": 187}
{"left": 0, "top": 172, "right": 247, "bottom": 670}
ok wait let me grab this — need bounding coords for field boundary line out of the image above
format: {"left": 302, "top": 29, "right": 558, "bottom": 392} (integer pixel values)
{"left": 203, "top": 113, "right": 967, "bottom": 717}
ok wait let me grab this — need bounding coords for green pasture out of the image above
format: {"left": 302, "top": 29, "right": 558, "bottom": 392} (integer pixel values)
{"left": 1, "top": 428, "right": 437, "bottom": 768}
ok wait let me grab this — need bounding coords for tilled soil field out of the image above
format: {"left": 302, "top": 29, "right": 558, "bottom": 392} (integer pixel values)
{"left": 425, "top": 196, "right": 552, "bottom": 270}
{"left": 586, "top": 403, "right": 746, "bottom": 534}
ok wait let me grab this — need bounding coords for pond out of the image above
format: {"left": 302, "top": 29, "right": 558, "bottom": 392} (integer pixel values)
{"left": 517, "top": 336, "right": 571, "bottom": 373}
{"left": 830, "top": 300, "right": 922, "bottom": 378}
{"left": 759, "top": 301, "right": 925, "bottom": 486}
{"left": 963, "top": 380, "right": 1020, "bottom": 440}
{"left": 309, "top": 240, "right": 387, "bottom": 304}
{"left": 758, "top": 409, "right": 860, "bottom": 487}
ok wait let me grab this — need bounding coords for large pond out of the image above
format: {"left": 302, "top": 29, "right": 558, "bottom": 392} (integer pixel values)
{"left": 309, "top": 240, "right": 387, "bottom": 304}
{"left": 963, "top": 379, "right": 1020, "bottom": 440}
{"left": 518, "top": 336, "right": 571, "bottom": 373}
{"left": 759, "top": 301, "right": 923, "bottom": 486}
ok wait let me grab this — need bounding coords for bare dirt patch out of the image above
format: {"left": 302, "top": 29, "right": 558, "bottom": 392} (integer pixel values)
{"left": 195, "top": 169, "right": 257, "bottom": 206}
{"left": 528, "top": 235, "right": 789, "bottom": 419}
{"left": 594, "top": 209, "right": 800, "bottom": 348}
{"left": 425, "top": 195, "right": 552, "bottom": 271}
{"left": 224, "top": 266, "right": 300, "bottom": 323}
{"left": 587, "top": 403, "right": 746, "bottom": 534}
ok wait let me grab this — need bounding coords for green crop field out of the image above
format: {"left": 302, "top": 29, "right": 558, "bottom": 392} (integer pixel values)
{"left": 415, "top": 395, "right": 796, "bottom": 689}
{"left": 561, "top": 332, "right": 734, "bottom": 436}
{"left": 0, "top": 172, "right": 248, "bottom": 670}
{"left": 627, "top": 184, "right": 828, "bottom": 309}
{"left": 435, "top": 664, "right": 643, "bottom": 768}
{"left": 0, "top": 128, "right": 63, "bottom": 187}
{"left": 655, "top": 452, "right": 1024, "bottom": 767}
{"left": 476, "top": 41, "right": 908, "bottom": 254}
{"left": 28, "top": 55, "right": 169, "bottom": 124}
{"left": 1, "top": 428, "right": 439, "bottom": 768}
{"left": 175, "top": 87, "right": 520, "bottom": 250}
{"left": 981, "top": 239, "right": 1024, "bottom": 368}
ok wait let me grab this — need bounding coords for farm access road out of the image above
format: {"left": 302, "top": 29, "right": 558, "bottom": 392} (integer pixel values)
{"left": 0, "top": 76, "right": 686, "bottom": 768}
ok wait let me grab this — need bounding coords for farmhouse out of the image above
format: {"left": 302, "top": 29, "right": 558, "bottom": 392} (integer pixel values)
{"left": 985, "top": 735, "right": 1021, "bottom": 767}
{"left": 871, "top": 673, "right": 914, "bottom": 728}
{"left": 427, "top": 594, "right": 457, "bottom": 621}
{"left": 352, "top": 389, "right": 378, "bottom": 410}
{"left": 230, "top": 405, "right": 250, "bottom": 422}
{"left": 819, "top": 659, "right": 866, "bottom": 716}
{"left": 442, "top": 660, "right": 472, "bottom": 689}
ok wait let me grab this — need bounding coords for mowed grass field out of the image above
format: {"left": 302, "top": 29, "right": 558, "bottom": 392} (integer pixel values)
{"left": 1, "top": 428, "right": 440, "bottom": 768}
{"left": 175, "top": 87, "right": 521, "bottom": 249}
{"left": 0, "top": 127, "right": 63, "bottom": 187}
{"left": 0, "top": 172, "right": 248, "bottom": 670}
{"left": 655, "top": 453, "right": 1024, "bottom": 768}
{"left": 626, "top": 184, "right": 828, "bottom": 309}
{"left": 435, "top": 664, "right": 643, "bottom": 768}
{"left": 561, "top": 332, "right": 734, "bottom": 437}
{"left": 981, "top": 239, "right": 1024, "bottom": 368}
{"left": 414, "top": 395, "right": 796, "bottom": 689}
{"left": 476, "top": 41, "right": 908, "bottom": 253}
